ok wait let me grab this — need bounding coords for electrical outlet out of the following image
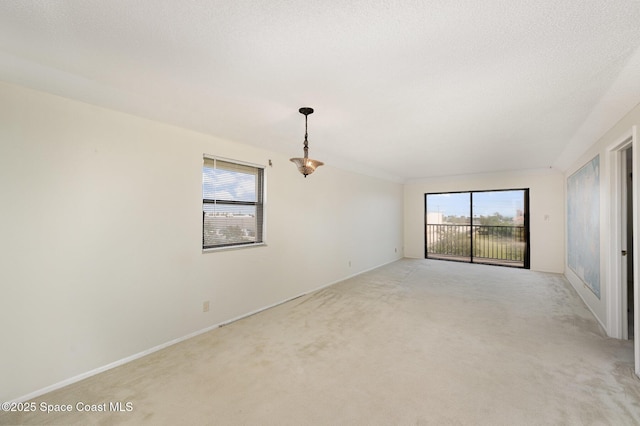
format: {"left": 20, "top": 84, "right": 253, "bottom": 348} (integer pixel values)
{"left": 203, "top": 301, "right": 210, "bottom": 312}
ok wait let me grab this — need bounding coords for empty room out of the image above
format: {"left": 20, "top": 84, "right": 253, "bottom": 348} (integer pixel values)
{"left": 2, "top": 1, "right": 640, "bottom": 424}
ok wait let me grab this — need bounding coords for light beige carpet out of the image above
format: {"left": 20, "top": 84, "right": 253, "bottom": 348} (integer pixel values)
{"left": 2, "top": 259, "right": 640, "bottom": 425}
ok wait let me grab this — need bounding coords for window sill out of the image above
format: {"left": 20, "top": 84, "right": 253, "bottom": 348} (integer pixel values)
{"left": 202, "top": 242, "right": 267, "bottom": 254}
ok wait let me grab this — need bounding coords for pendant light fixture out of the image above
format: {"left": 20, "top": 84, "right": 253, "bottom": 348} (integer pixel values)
{"left": 290, "top": 107, "right": 323, "bottom": 177}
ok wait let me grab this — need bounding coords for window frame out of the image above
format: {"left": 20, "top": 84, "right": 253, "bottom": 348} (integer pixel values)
{"left": 424, "top": 188, "right": 530, "bottom": 269}
{"left": 202, "top": 155, "right": 266, "bottom": 252}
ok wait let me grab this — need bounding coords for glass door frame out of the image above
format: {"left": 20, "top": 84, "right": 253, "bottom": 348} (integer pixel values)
{"left": 424, "top": 188, "right": 530, "bottom": 269}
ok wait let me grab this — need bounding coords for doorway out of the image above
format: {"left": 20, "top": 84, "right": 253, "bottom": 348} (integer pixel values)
{"left": 622, "top": 147, "right": 634, "bottom": 340}
{"left": 425, "top": 189, "right": 530, "bottom": 269}
{"left": 608, "top": 127, "right": 639, "bottom": 378}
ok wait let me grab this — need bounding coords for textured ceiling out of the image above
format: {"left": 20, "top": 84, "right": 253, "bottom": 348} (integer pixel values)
{"left": 1, "top": 1, "right": 640, "bottom": 181}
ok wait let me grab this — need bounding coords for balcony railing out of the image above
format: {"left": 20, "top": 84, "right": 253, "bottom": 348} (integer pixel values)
{"left": 426, "top": 224, "right": 526, "bottom": 267}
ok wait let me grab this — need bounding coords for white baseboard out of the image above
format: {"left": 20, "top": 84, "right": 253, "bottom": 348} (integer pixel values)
{"left": 9, "top": 257, "right": 402, "bottom": 404}
{"left": 564, "top": 270, "right": 608, "bottom": 336}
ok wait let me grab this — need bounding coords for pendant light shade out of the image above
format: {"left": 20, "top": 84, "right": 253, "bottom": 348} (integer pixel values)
{"left": 290, "top": 107, "right": 323, "bottom": 177}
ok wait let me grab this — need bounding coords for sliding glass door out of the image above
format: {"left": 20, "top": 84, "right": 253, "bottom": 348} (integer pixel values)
{"left": 425, "top": 189, "right": 529, "bottom": 268}
{"left": 425, "top": 192, "right": 472, "bottom": 262}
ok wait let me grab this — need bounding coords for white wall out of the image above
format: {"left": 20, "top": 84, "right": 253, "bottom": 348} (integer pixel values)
{"left": 563, "top": 101, "right": 640, "bottom": 335}
{"left": 0, "top": 82, "right": 404, "bottom": 402}
{"left": 404, "top": 170, "right": 565, "bottom": 273}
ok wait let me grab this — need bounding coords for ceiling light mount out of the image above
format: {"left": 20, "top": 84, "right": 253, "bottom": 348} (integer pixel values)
{"left": 290, "top": 107, "right": 323, "bottom": 177}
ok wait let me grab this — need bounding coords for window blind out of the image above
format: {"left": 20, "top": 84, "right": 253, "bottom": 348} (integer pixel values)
{"left": 202, "top": 157, "right": 264, "bottom": 249}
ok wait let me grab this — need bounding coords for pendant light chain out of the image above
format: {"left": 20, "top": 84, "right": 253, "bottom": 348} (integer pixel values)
{"left": 304, "top": 114, "right": 309, "bottom": 149}
{"left": 303, "top": 113, "right": 309, "bottom": 158}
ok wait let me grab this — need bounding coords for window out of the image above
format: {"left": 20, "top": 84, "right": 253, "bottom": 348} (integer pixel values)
{"left": 202, "top": 156, "right": 264, "bottom": 250}
{"left": 425, "top": 189, "right": 529, "bottom": 268}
